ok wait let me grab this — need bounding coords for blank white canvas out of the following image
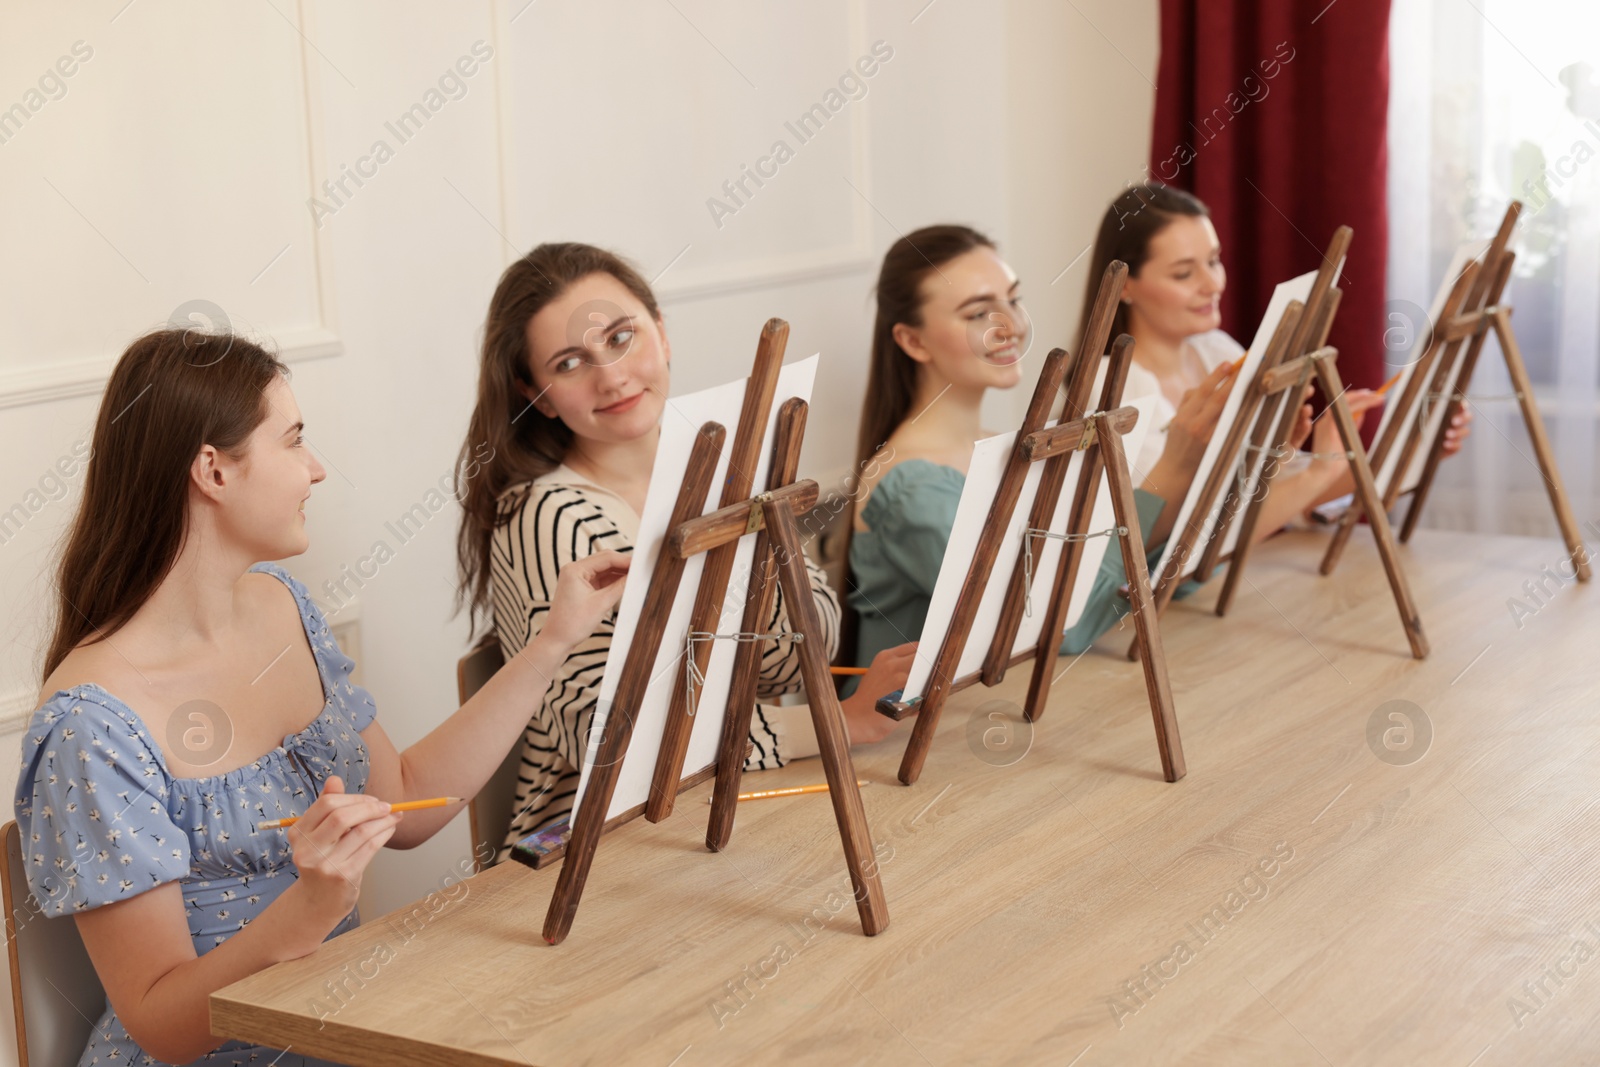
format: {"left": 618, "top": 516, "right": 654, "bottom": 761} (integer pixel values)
{"left": 900, "top": 392, "right": 1156, "bottom": 704}
{"left": 1212, "top": 387, "right": 1295, "bottom": 562}
{"left": 1151, "top": 269, "right": 1332, "bottom": 582}
{"left": 574, "top": 356, "right": 819, "bottom": 823}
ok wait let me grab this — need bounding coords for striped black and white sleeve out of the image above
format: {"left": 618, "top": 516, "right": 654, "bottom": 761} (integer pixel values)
{"left": 489, "top": 483, "right": 632, "bottom": 858}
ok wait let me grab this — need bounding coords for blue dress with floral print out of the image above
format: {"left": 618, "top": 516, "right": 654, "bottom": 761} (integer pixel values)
{"left": 13, "top": 563, "right": 372, "bottom": 1067}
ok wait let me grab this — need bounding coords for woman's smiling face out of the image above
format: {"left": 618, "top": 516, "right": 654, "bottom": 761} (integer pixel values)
{"left": 521, "top": 271, "right": 672, "bottom": 446}
{"left": 893, "top": 246, "right": 1030, "bottom": 392}
{"left": 1122, "top": 214, "right": 1226, "bottom": 340}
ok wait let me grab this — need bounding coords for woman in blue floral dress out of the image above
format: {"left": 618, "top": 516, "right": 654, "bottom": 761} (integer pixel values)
{"left": 16, "top": 328, "right": 627, "bottom": 1066}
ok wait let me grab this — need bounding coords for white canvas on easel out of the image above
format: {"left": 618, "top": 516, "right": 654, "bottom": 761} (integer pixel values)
{"left": 898, "top": 393, "right": 1156, "bottom": 704}
{"left": 573, "top": 355, "right": 819, "bottom": 822}
{"left": 1155, "top": 268, "right": 1335, "bottom": 577}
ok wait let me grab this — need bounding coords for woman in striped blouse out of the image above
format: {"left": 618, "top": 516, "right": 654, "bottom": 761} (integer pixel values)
{"left": 455, "top": 243, "right": 917, "bottom": 860}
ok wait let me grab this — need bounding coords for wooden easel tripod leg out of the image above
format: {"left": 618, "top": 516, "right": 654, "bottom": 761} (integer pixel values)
{"left": 543, "top": 424, "right": 728, "bottom": 946}
{"left": 1400, "top": 203, "right": 1524, "bottom": 547}
{"left": 1127, "top": 301, "right": 1308, "bottom": 662}
{"left": 1213, "top": 363, "right": 1313, "bottom": 617}
{"left": 1489, "top": 307, "right": 1592, "bottom": 581}
{"left": 1399, "top": 257, "right": 1512, "bottom": 546}
{"left": 1312, "top": 359, "right": 1430, "bottom": 659}
{"left": 707, "top": 399, "right": 809, "bottom": 852}
{"left": 1097, "top": 414, "right": 1185, "bottom": 781}
{"left": 1198, "top": 382, "right": 1285, "bottom": 590}
{"left": 1318, "top": 261, "right": 1479, "bottom": 578}
{"left": 650, "top": 321, "right": 789, "bottom": 823}
{"left": 896, "top": 347, "right": 1074, "bottom": 786}
{"left": 982, "top": 268, "right": 1129, "bottom": 688}
{"left": 1021, "top": 336, "right": 1138, "bottom": 724}
{"left": 765, "top": 499, "right": 889, "bottom": 936}
{"left": 1021, "top": 440, "right": 1105, "bottom": 725}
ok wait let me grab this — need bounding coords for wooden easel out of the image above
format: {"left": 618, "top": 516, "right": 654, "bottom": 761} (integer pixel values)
{"left": 543, "top": 321, "right": 887, "bottom": 945}
{"left": 1126, "top": 227, "right": 1429, "bottom": 662}
{"left": 1319, "top": 201, "right": 1592, "bottom": 582}
{"left": 877, "top": 263, "right": 1185, "bottom": 788}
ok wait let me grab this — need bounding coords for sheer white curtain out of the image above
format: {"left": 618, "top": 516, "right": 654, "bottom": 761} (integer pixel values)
{"left": 1387, "top": 0, "right": 1600, "bottom": 537}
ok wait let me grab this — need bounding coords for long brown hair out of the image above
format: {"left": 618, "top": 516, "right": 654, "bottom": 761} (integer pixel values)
{"left": 855, "top": 224, "right": 997, "bottom": 473}
{"left": 454, "top": 243, "right": 661, "bottom": 635}
{"left": 835, "top": 224, "right": 995, "bottom": 663}
{"left": 44, "top": 329, "right": 287, "bottom": 680}
{"left": 1079, "top": 182, "right": 1210, "bottom": 355}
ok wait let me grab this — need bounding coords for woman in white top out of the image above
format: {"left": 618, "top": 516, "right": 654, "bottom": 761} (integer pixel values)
{"left": 1082, "top": 182, "right": 1471, "bottom": 528}
{"left": 454, "top": 243, "right": 915, "bottom": 860}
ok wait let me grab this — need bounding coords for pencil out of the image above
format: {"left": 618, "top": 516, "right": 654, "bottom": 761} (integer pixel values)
{"left": 257, "top": 796, "right": 464, "bottom": 829}
{"left": 830, "top": 665, "right": 869, "bottom": 676}
{"left": 705, "top": 781, "right": 869, "bottom": 803}
{"left": 1375, "top": 370, "right": 1403, "bottom": 396}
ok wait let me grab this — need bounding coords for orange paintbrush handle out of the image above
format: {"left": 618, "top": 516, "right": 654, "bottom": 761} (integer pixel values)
{"left": 257, "top": 795, "right": 464, "bottom": 830}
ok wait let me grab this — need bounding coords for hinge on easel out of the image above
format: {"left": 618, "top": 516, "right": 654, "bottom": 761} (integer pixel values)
{"left": 1073, "top": 418, "right": 1098, "bottom": 452}
{"left": 745, "top": 491, "right": 774, "bottom": 534}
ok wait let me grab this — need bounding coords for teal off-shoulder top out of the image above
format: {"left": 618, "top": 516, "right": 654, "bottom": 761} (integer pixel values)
{"left": 848, "top": 459, "right": 1181, "bottom": 670}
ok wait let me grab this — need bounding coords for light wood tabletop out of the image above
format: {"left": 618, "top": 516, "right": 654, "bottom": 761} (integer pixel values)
{"left": 211, "top": 527, "right": 1600, "bottom": 1066}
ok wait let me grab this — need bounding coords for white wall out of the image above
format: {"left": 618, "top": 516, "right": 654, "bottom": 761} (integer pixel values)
{"left": 0, "top": 0, "right": 1154, "bottom": 1057}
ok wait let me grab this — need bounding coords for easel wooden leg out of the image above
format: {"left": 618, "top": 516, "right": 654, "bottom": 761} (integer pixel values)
{"left": 1398, "top": 328, "right": 1494, "bottom": 546}
{"left": 1127, "top": 300, "right": 1309, "bottom": 662}
{"left": 1215, "top": 371, "right": 1310, "bottom": 617}
{"left": 897, "top": 347, "right": 1074, "bottom": 786}
{"left": 1020, "top": 335, "right": 1139, "bottom": 714}
{"left": 1324, "top": 415, "right": 1417, "bottom": 573}
{"left": 650, "top": 322, "right": 789, "bottom": 823}
{"left": 1125, "top": 528, "right": 1194, "bottom": 665}
{"left": 1313, "top": 360, "right": 1430, "bottom": 660}
{"left": 1388, "top": 308, "right": 1496, "bottom": 552}
{"left": 705, "top": 532, "right": 776, "bottom": 853}
{"left": 543, "top": 425, "right": 727, "bottom": 945}
{"left": 706, "top": 399, "right": 809, "bottom": 852}
{"left": 1492, "top": 307, "right": 1592, "bottom": 581}
{"left": 1401, "top": 214, "right": 1519, "bottom": 545}
{"left": 1319, "top": 262, "right": 1479, "bottom": 578}
{"left": 1098, "top": 416, "right": 1184, "bottom": 781}
{"left": 1198, "top": 393, "right": 1279, "bottom": 590}
{"left": 1022, "top": 443, "right": 1105, "bottom": 725}
{"left": 983, "top": 446, "right": 1077, "bottom": 688}
{"left": 1319, "top": 492, "right": 1364, "bottom": 576}
{"left": 764, "top": 500, "right": 889, "bottom": 936}
{"left": 980, "top": 318, "right": 1122, "bottom": 687}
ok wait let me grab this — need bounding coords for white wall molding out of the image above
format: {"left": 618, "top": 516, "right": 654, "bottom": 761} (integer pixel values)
{"left": 0, "top": 689, "right": 37, "bottom": 740}
{"left": 489, "top": 0, "right": 876, "bottom": 302}
{"left": 0, "top": 328, "right": 343, "bottom": 411}
{"left": 0, "top": 0, "right": 342, "bottom": 415}
{"left": 654, "top": 244, "right": 874, "bottom": 304}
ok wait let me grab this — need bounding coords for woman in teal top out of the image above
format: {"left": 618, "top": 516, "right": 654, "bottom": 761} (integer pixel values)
{"left": 851, "top": 459, "right": 1169, "bottom": 664}
{"left": 846, "top": 224, "right": 1238, "bottom": 670}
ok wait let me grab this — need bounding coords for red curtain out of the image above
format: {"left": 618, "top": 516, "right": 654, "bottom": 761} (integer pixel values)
{"left": 1150, "top": 0, "right": 1392, "bottom": 390}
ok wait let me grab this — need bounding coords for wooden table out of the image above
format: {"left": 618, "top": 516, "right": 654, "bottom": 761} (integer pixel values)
{"left": 212, "top": 528, "right": 1600, "bottom": 1066}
